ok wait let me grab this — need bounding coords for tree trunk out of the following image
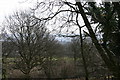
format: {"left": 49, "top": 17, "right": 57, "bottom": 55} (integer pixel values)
{"left": 75, "top": 1, "right": 120, "bottom": 78}
{"left": 78, "top": 22, "right": 89, "bottom": 80}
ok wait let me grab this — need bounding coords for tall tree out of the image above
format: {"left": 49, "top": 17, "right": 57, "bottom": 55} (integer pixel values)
{"left": 3, "top": 11, "right": 50, "bottom": 78}
{"left": 75, "top": 1, "right": 120, "bottom": 78}
{"left": 87, "top": 2, "right": 120, "bottom": 78}
{"left": 32, "top": 0, "right": 120, "bottom": 79}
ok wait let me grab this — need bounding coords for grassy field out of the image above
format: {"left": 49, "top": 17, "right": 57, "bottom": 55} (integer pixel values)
{"left": 2, "top": 57, "right": 108, "bottom": 80}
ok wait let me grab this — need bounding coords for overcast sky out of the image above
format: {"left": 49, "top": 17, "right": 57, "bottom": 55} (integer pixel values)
{"left": 0, "top": 0, "right": 99, "bottom": 37}
{"left": 0, "top": 0, "right": 37, "bottom": 23}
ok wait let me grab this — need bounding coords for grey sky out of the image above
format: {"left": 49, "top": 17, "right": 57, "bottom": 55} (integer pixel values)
{"left": 0, "top": 0, "right": 37, "bottom": 23}
{"left": 0, "top": 0, "right": 102, "bottom": 36}
{"left": 0, "top": 0, "right": 84, "bottom": 35}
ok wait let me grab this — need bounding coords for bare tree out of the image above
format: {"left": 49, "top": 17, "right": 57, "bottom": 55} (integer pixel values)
{"left": 32, "top": 0, "right": 120, "bottom": 79}
{"left": 3, "top": 11, "right": 50, "bottom": 78}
